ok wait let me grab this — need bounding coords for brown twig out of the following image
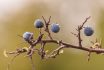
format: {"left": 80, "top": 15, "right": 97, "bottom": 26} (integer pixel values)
{"left": 81, "top": 16, "right": 91, "bottom": 28}
{"left": 46, "top": 45, "right": 65, "bottom": 58}
{"left": 6, "top": 39, "right": 104, "bottom": 58}
{"left": 76, "top": 16, "right": 91, "bottom": 47}
{"left": 39, "top": 42, "right": 46, "bottom": 59}
{"left": 42, "top": 16, "right": 53, "bottom": 40}
{"left": 40, "top": 40, "right": 104, "bottom": 53}
{"left": 7, "top": 16, "right": 104, "bottom": 59}
{"left": 29, "top": 56, "right": 35, "bottom": 70}
{"left": 6, "top": 16, "right": 104, "bottom": 70}
{"left": 87, "top": 51, "right": 91, "bottom": 61}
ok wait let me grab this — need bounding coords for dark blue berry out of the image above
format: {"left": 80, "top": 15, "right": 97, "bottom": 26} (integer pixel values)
{"left": 51, "top": 23, "right": 60, "bottom": 33}
{"left": 34, "top": 19, "right": 44, "bottom": 28}
{"left": 23, "top": 32, "right": 33, "bottom": 41}
{"left": 84, "top": 27, "right": 94, "bottom": 36}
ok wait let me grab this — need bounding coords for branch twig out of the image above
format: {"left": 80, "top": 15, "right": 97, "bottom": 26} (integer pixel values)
{"left": 42, "top": 16, "right": 53, "bottom": 40}
{"left": 77, "top": 16, "right": 91, "bottom": 47}
{"left": 6, "top": 16, "right": 104, "bottom": 70}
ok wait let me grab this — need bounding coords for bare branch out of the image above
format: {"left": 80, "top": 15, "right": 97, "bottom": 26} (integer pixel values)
{"left": 87, "top": 51, "right": 91, "bottom": 61}
{"left": 46, "top": 45, "right": 65, "bottom": 58}
{"left": 42, "top": 16, "right": 53, "bottom": 40}
{"left": 29, "top": 56, "right": 35, "bottom": 70}
{"left": 75, "top": 16, "right": 91, "bottom": 47}
{"left": 40, "top": 39, "right": 104, "bottom": 54}
{"left": 6, "top": 16, "right": 104, "bottom": 70}
{"left": 81, "top": 16, "right": 91, "bottom": 29}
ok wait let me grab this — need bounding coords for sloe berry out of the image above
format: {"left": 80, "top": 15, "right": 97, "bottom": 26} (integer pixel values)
{"left": 23, "top": 32, "right": 33, "bottom": 41}
{"left": 34, "top": 19, "right": 44, "bottom": 28}
{"left": 84, "top": 27, "right": 94, "bottom": 36}
{"left": 51, "top": 23, "right": 60, "bottom": 33}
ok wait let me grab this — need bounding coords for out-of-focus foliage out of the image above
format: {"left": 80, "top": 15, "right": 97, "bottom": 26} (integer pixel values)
{"left": 97, "top": 9, "right": 104, "bottom": 48}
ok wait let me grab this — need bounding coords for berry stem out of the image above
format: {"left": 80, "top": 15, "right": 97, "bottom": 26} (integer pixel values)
{"left": 39, "top": 28, "right": 42, "bottom": 35}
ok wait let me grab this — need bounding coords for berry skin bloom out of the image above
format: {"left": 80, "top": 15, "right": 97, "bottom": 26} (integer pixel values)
{"left": 51, "top": 23, "right": 60, "bottom": 33}
{"left": 34, "top": 19, "right": 44, "bottom": 28}
{"left": 84, "top": 27, "right": 94, "bottom": 36}
{"left": 23, "top": 32, "right": 33, "bottom": 41}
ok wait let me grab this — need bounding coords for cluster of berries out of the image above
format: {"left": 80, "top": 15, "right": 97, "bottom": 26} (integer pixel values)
{"left": 23, "top": 19, "right": 60, "bottom": 41}
{"left": 23, "top": 18, "right": 94, "bottom": 41}
{"left": 34, "top": 19, "right": 60, "bottom": 33}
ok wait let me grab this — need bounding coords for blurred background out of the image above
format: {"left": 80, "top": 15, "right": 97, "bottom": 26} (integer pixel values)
{"left": 0, "top": 0, "right": 104, "bottom": 70}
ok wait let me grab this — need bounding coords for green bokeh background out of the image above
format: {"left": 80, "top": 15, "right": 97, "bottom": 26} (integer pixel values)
{"left": 1, "top": 1, "right": 104, "bottom": 70}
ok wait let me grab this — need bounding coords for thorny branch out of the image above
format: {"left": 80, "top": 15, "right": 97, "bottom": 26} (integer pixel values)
{"left": 77, "top": 16, "right": 91, "bottom": 47}
{"left": 42, "top": 16, "right": 53, "bottom": 40}
{"left": 5, "top": 16, "right": 104, "bottom": 70}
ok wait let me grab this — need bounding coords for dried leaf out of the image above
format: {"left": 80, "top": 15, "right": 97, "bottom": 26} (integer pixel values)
{"left": 23, "top": 47, "right": 28, "bottom": 51}
{"left": 59, "top": 50, "right": 64, "bottom": 54}
{"left": 45, "top": 50, "right": 49, "bottom": 53}
{"left": 3, "top": 50, "right": 8, "bottom": 57}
